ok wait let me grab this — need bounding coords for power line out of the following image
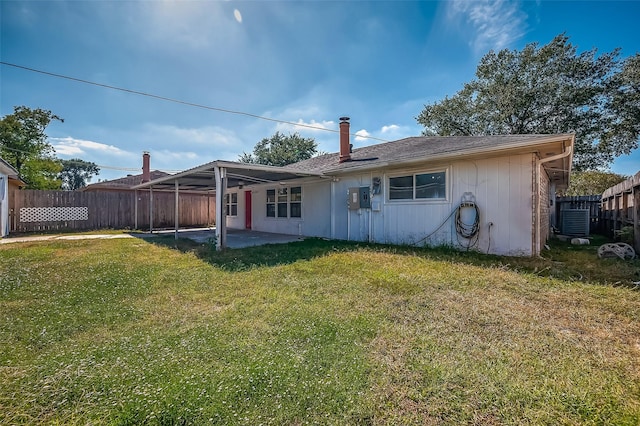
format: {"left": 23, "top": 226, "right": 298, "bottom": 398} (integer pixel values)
{"left": 0, "top": 61, "right": 392, "bottom": 143}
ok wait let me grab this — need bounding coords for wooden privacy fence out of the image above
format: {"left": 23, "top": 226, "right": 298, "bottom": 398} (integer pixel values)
{"left": 555, "top": 195, "right": 603, "bottom": 235}
{"left": 601, "top": 171, "right": 640, "bottom": 252}
{"left": 9, "top": 190, "right": 215, "bottom": 233}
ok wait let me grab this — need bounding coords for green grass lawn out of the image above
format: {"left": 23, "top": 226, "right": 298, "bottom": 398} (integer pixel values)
{"left": 1, "top": 236, "right": 639, "bottom": 425}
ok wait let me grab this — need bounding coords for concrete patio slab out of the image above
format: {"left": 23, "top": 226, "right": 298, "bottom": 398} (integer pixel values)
{"left": 142, "top": 228, "right": 304, "bottom": 248}
{"left": 0, "top": 228, "right": 305, "bottom": 249}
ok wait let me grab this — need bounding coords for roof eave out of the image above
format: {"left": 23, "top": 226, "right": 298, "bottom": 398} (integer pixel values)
{"left": 322, "top": 134, "right": 575, "bottom": 176}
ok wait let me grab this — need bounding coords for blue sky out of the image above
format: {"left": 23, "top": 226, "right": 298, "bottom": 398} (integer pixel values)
{"left": 1, "top": 0, "right": 639, "bottom": 182}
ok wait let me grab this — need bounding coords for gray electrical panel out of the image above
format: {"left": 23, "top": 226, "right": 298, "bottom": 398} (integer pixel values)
{"left": 348, "top": 187, "right": 371, "bottom": 210}
{"left": 348, "top": 187, "right": 359, "bottom": 210}
{"left": 359, "top": 186, "right": 371, "bottom": 209}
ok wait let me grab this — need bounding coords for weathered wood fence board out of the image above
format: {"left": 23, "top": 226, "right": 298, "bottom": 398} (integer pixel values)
{"left": 555, "top": 195, "right": 602, "bottom": 235}
{"left": 601, "top": 171, "right": 640, "bottom": 252}
{"left": 9, "top": 190, "right": 215, "bottom": 233}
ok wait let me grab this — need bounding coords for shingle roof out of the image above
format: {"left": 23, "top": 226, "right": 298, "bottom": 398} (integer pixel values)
{"left": 0, "top": 156, "right": 19, "bottom": 176}
{"left": 82, "top": 170, "right": 170, "bottom": 190}
{"left": 288, "top": 134, "right": 574, "bottom": 174}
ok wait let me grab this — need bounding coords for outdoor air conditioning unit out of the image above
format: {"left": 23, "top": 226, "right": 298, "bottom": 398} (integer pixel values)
{"left": 561, "top": 209, "right": 590, "bottom": 236}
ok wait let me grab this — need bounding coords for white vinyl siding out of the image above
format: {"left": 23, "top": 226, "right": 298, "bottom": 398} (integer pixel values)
{"left": 252, "top": 181, "right": 330, "bottom": 238}
{"left": 332, "top": 155, "right": 535, "bottom": 256}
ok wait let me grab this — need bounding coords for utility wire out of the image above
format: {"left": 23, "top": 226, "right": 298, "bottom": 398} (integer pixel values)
{"left": 0, "top": 61, "right": 392, "bottom": 143}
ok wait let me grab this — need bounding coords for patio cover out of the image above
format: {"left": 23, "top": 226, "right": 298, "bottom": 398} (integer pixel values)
{"left": 132, "top": 160, "right": 325, "bottom": 250}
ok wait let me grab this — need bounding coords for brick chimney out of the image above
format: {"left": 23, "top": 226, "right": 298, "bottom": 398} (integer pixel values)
{"left": 142, "top": 151, "right": 150, "bottom": 183}
{"left": 339, "top": 117, "right": 351, "bottom": 163}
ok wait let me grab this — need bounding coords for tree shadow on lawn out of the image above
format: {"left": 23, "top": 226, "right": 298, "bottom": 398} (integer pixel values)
{"left": 149, "top": 235, "right": 640, "bottom": 287}
{"left": 149, "top": 236, "right": 363, "bottom": 271}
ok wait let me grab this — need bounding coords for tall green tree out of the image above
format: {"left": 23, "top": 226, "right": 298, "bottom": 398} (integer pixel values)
{"left": 59, "top": 158, "right": 100, "bottom": 190}
{"left": 239, "top": 132, "right": 317, "bottom": 167}
{"left": 563, "top": 170, "right": 627, "bottom": 196}
{"left": 417, "top": 34, "right": 640, "bottom": 170}
{"left": 0, "top": 106, "right": 64, "bottom": 189}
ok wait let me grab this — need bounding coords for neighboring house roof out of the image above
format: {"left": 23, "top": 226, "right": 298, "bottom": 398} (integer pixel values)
{"left": 82, "top": 170, "right": 170, "bottom": 191}
{"left": 0, "top": 156, "right": 19, "bottom": 176}
{"left": 289, "top": 134, "right": 574, "bottom": 174}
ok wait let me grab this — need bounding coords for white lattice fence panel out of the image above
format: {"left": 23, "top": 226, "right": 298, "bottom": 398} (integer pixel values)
{"left": 20, "top": 207, "right": 89, "bottom": 223}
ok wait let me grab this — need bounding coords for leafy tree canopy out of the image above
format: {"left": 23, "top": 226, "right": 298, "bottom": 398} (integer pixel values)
{"left": 562, "top": 170, "right": 627, "bottom": 196}
{"left": 0, "top": 106, "right": 64, "bottom": 189}
{"left": 417, "top": 34, "right": 640, "bottom": 170}
{"left": 239, "top": 132, "right": 317, "bottom": 167}
{"left": 21, "top": 157, "right": 63, "bottom": 190}
{"left": 59, "top": 158, "right": 100, "bottom": 190}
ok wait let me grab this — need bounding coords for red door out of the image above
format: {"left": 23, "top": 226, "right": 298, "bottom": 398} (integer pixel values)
{"left": 244, "top": 190, "right": 252, "bottom": 229}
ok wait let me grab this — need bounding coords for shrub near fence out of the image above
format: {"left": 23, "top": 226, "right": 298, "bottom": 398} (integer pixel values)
{"left": 10, "top": 190, "right": 215, "bottom": 233}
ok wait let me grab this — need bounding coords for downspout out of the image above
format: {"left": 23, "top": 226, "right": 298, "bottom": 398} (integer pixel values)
{"left": 330, "top": 179, "right": 335, "bottom": 239}
{"left": 369, "top": 172, "right": 373, "bottom": 243}
{"left": 0, "top": 176, "right": 5, "bottom": 237}
{"left": 535, "top": 145, "right": 573, "bottom": 254}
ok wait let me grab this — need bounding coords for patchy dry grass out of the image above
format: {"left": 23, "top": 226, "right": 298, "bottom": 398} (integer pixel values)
{"left": 1, "top": 236, "right": 639, "bottom": 425}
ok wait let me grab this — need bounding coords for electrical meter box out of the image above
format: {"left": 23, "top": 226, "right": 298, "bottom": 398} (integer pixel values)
{"left": 348, "top": 187, "right": 371, "bottom": 210}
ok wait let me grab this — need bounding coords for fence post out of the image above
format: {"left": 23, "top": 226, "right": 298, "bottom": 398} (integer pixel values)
{"left": 634, "top": 185, "right": 640, "bottom": 253}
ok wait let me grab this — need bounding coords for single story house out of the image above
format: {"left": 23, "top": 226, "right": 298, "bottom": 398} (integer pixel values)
{"left": 0, "top": 156, "right": 21, "bottom": 237}
{"left": 134, "top": 118, "right": 574, "bottom": 256}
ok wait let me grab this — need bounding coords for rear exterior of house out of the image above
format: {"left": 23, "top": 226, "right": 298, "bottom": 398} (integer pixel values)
{"left": 228, "top": 155, "right": 552, "bottom": 256}
{"left": 224, "top": 126, "right": 573, "bottom": 256}
{"left": 134, "top": 120, "right": 573, "bottom": 256}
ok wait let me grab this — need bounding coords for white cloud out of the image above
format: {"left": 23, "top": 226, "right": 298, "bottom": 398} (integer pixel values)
{"left": 447, "top": 0, "right": 527, "bottom": 52}
{"left": 354, "top": 129, "right": 371, "bottom": 142}
{"left": 135, "top": 124, "right": 245, "bottom": 166}
{"left": 142, "top": 124, "right": 240, "bottom": 148}
{"left": 51, "top": 137, "right": 127, "bottom": 156}
{"left": 153, "top": 150, "right": 201, "bottom": 170}
{"left": 49, "top": 123, "right": 248, "bottom": 181}
{"left": 377, "top": 124, "right": 418, "bottom": 142}
{"left": 381, "top": 124, "right": 400, "bottom": 134}
{"left": 274, "top": 118, "right": 336, "bottom": 135}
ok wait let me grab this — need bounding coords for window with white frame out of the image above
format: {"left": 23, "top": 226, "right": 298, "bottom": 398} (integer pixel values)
{"left": 388, "top": 171, "right": 447, "bottom": 200}
{"left": 266, "top": 186, "right": 302, "bottom": 218}
{"left": 225, "top": 192, "right": 238, "bottom": 216}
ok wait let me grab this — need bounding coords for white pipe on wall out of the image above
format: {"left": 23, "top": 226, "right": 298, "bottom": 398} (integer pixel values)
{"left": 330, "top": 180, "right": 335, "bottom": 239}
{"left": 369, "top": 172, "right": 373, "bottom": 243}
{"left": 535, "top": 145, "right": 573, "bottom": 254}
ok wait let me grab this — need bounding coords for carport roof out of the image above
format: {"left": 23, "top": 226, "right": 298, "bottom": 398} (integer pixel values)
{"left": 131, "top": 160, "right": 325, "bottom": 192}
